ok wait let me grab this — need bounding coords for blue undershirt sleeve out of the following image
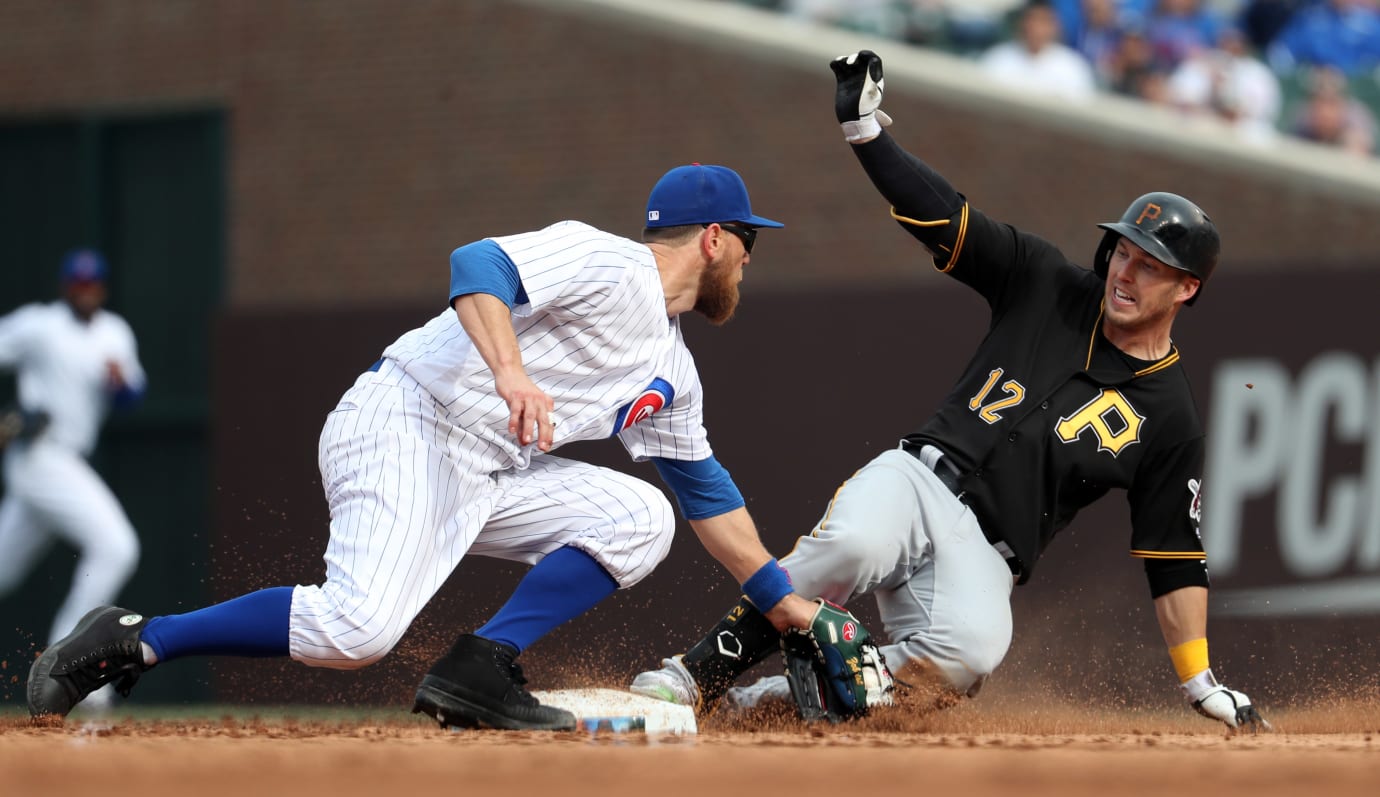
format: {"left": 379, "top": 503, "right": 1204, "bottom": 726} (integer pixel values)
{"left": 110, "top": 383, "right": 145, "bottom": 411}
{"left": 448, "top": 239, "right": 529, "bottom": 308}
{"left": 651, "top": 455, "right": 745, "bottom": 521}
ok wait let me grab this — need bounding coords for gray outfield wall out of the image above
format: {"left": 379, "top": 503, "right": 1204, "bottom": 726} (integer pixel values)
{"left": 204, "top": 266, "right": 1379, "bottom": 708}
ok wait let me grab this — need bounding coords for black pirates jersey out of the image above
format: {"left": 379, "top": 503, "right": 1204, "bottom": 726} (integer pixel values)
{"left": 898, "top": 202, "right": 1207, "bottom": 584}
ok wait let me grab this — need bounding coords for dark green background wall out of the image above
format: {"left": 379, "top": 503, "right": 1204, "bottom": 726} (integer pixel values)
{"left": 0, "top": 113, "right": 223, "bottom": 704}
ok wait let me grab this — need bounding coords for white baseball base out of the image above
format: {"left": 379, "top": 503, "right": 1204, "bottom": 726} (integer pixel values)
{"left": 531, "top": 688, "right": 697, "bottom": 735}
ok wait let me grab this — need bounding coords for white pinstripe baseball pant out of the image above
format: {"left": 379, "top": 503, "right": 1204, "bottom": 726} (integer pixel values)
{"left": 288, "top": 360, "right": 676, "bottom": 669}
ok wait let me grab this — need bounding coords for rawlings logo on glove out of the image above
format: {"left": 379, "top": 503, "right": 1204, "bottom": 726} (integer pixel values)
{"left": 781, "top": 599, "right": 893, "bottom": 723}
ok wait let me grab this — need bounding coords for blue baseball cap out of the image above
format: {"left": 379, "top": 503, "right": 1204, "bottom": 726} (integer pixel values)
{"left": 59, "top": 249, "right": 109, "bottom": 283}
{"left": 645, "top": 164, "right": 784, "bottom": 229}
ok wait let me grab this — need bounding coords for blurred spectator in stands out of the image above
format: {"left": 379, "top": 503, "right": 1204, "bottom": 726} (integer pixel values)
{"left": 1136, "top": 64, "right": 1176, "bottom": 103}
{"left": 898, "top": 1, "right": 950, "bottom": 47}
{"left": 980, "top": 0, "right": 1098, "bottom": 100}
{"left": 944, "top": 0, "right": 1027, "bottom": 53}
{"left": 781, "top": 0, "right": 912, "bottom": 39}
{"left": 1105, "top": 26, "right": 1174, "bottom": 99}
{"left": 1144, "top": 0, "right": 1227, "bottom": 71}
{"left": 1167, "top": 25, "right": 1283, "bottom": 142}
{"left": 1267, "top": 0, "right": 1380, "bottom": 76}
{"left": 1238, "top": 0, "right": 1307, "bottom": 53}
{"left": 1289, "top": 65, "right": 1378, "bottom": 154}
{"left": 1053, "top": 0, "right": 1156, "bottom": 45}
{"left": 1072, "top": 0, "right": 1138, "bottom": 87}
{"left": 778, "top": 0, "right": 1024, "bottom": 50}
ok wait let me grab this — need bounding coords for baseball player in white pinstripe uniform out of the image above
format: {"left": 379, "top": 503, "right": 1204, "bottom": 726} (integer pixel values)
{"left": 28, "top": 164, "right": 821, "bottom": 730}
{"left": 0, "top": 250, "right": 146, "bottom": 712}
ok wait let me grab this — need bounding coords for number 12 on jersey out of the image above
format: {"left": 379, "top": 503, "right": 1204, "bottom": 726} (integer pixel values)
{"left": 969, "top": 368, "right": 1026, "bottom": 424}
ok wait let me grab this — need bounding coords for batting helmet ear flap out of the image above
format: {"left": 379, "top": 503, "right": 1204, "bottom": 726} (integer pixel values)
{"left": 1093, "top": 230, "right": 1120, "bottom": 280}
{"left": 1093, "top": 192, "right": 1220, "bottom": 306}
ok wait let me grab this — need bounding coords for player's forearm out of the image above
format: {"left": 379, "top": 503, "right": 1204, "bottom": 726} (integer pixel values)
{"left": 452, "top": 293, "right": 524, "bottom": 378}
{"left": 1155, "top": 585, "right": 1213, "bottom": 687}
{"left": 689, "top": 509, "right": 817, "bottom": 629}
{"left": 1153, "top": 585, "right": 1208, "bottom": 647}
{"left": 687, "top": 507, "right": 774, "bottom": 584}
{"left": 851, "top": 132, "right": 963, "bottom": 221}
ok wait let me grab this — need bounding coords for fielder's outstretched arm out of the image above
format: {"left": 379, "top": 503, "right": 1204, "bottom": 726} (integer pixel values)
{"left": 650, "top": 456, "right": 817, "bottom": 631}
{"left": 686, "top": 508, "right": 815, "bottom": 630}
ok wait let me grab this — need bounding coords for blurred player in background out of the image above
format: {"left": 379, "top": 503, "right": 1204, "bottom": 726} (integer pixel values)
{"left": 634, "top": 50, "right": 1268, "bottom": 732}
{"left": 0, "top": 249, "right": 146, "bottom": 712}
{"left": 27, "top": 164, "right": 820, "bottom": 730}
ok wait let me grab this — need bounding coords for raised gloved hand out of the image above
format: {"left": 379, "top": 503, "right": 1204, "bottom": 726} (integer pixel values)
{"left": 1183, "top": 670, "right": 1272, "bottom": 732}
{"left": 781, "top": 599, "right": 893, "bottom": 722}
{"left": 830, "top": 50, "right": 892, "bottom": 142}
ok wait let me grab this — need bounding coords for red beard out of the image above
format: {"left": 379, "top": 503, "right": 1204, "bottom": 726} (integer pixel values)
{"left": 694, "top": 259, "right": 740, "bottom": 326}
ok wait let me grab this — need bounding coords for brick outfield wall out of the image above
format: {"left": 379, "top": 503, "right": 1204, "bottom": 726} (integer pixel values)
{"left": 1, "top": 0, "right": 1378, "bottom": 310}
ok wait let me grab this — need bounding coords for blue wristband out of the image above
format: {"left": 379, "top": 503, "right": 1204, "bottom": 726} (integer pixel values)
{"left": 741, "top": 559, "right": 793, "bottom": 611}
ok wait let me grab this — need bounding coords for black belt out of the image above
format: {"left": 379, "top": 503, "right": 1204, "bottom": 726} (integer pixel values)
{"left": 900, "top": 440, "right": 1022, "bottom": 579}
{"left": 900, "top": 440, "right": 964, "bottom": 498}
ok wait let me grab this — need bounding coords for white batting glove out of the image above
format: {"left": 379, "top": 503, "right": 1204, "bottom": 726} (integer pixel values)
{"left": 861, "top": 643, "right": 895, "bottom": 708}
{"left": 830, "top": 50, "right": 893, "bottom": 142}
{"left": 1182, "top": 669, "right": 1272, "bottom": 732}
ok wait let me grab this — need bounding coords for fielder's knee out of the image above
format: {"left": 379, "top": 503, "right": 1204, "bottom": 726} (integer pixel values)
{"left": 300, "top": 624, "right": 399, "bottom": 670}
{"left": 106, "top": 529, "right": 141, "bottom": 583}
{"left": 604, "top": 483, "right": 675, "bottom": 588}
{"left": 79, "top": 526, "right": 140, "bottom": 587}
{"left": 289, "top": 585, "right": 406, "bottom": 670}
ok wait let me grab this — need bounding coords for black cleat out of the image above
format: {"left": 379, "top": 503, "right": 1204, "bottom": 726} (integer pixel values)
{"left": 412, "top": 634, "right": 575, "bottom": 731}
{"left": 28, "top": 605, "right": 152, "bottom": 721}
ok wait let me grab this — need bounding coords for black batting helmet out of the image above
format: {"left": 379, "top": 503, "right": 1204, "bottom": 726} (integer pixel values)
{"left": 1094, "top": 192, "right": 1219, "bottom": 305}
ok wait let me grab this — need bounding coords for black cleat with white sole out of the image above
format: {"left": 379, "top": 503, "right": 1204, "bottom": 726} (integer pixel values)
{"left": 28, "top": 605, "right": 152, "bottom": 721}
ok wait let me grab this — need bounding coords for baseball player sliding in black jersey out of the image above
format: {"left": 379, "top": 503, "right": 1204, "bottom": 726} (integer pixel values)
{"left": 632, "top": 50, "right": 1268, "bottom": 731}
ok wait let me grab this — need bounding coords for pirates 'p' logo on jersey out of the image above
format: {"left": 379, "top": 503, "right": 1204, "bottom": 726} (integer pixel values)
{"left": 1055, "top": 388, "right": 1145, "bottom": 456}
{"left": 611, "top": 377, "right": 674, "bottom": 435}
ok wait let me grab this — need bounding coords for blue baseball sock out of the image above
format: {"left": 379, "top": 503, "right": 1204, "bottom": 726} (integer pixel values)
{"left": 475, "top": 546, "right": 619, "bottom": 653}
{"left": 140, "top": 586, "right": 294, "bottom": 662}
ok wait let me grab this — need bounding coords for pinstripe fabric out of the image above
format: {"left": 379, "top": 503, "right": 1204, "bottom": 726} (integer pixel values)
{"left": 383, "top": 222, "right": 711, "bottom": 466}
{"left": 291, "top": 221, "right": 704, "bottom": 669}
{"left": 477, "top": 456, "right": 675, "bottom": 586}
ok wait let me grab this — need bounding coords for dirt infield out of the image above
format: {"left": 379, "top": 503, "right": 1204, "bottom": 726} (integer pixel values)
{"left": 3, "top": 699, "right": 1377, "bottom": 797}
